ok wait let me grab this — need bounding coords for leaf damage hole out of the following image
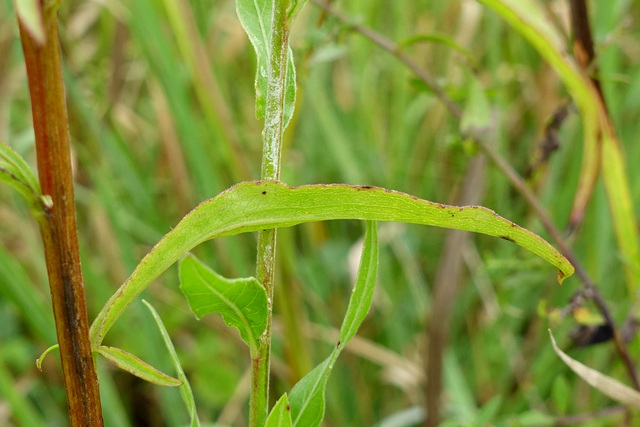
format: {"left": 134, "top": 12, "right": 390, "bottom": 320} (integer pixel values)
{"left": 261, "top": 191, "right": 267, "bottom": 195}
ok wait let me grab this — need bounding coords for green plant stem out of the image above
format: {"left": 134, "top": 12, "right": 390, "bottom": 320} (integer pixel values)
{"left": 18, "top": 5, "right": 104, "bottom": 426}
{"left": 252, "top": 0, "right": 291, "bottom": 425}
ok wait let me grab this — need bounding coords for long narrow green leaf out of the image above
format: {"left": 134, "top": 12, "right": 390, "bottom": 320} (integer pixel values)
{"left": 338, "top": 222, "right": 378, "bottom": 345}
{"left": 601, "top": 129, "right": 640, "bottom": 296}
{"left": 142, "top": 300, "right": 201, "bottom": 427}
{"left": 289, "top": 221, "right": 378, "bottom": 427}
{"left": 236, "top": 0, "right": 296, "bottom": 128}
{"left": 90, "top": 181, "right": 574, "bottom": 348}
{"left": 179, "top": 255, "right": 268, "bottom": 354}
{"left": 97, "top": 346, "right": 182, "bottom": 387}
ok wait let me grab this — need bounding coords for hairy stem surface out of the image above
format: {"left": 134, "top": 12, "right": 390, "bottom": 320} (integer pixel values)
{"left": 251, "top": 0, "right": 291, "bottom": 425}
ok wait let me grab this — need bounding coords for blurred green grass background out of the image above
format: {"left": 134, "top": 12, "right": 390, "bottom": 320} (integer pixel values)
{"left": 1, "top": 0, "right": 639, "bottom": 425}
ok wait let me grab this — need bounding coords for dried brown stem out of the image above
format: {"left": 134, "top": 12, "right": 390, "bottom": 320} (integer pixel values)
{"left": 426, "top": 156, "right": 486, "bottom": 426}
{"left": 555, "top": 406, "right": 626, "bottom": 426}
{"left": 569, "top": 0, "right": 606, "bottom": 107}
{"left": 18, "top": 7, "right": 104, "bottom": 427}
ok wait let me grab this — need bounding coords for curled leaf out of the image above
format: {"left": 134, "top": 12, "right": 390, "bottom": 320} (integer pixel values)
{"left": 97, "top": 346, "right": 182, "bottom": 387}
{"left": 36, "top": 344, "right": 59, "bottom": 371}
{"left": 549, "top": 330, "right": 640, "bottom": 409}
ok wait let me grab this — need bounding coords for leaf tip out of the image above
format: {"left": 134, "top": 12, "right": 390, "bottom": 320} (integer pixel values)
{"left": 557, "top": 264, "right": 575, "bottom": 285}
{"left": 16, "top": 0, "right": 47, "bottom": 46}
{"left": 36, "top": 344, "right": 59, "bottom": 371}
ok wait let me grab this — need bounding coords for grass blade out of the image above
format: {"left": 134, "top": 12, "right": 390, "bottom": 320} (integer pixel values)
{"left": 142, "top": 300, "right": 201, "bottom": 427}
{"left": 288, "top": 221, "right": 377, "bottom": 427}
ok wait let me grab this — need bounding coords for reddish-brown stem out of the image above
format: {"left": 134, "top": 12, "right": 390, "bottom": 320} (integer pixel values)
{"left": 19, "top": 8, "right": 104, "bottom": 427}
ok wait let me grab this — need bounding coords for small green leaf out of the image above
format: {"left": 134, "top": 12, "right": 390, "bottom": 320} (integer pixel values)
{"left": 97, "top": 346, "right": 182, "bottom": 387}
{"left": 289, "top": 358, "right": 330, "bottom": 427}
{"left": 90, "top": 181, "right": 573, "bottom": 348}
{"left": 289, "top": 221, "right": 378, "bottom": 427}
{"left": 266, "top": 394, "right": 293, "bottom": 427}
{"left": 142, "top": 300, "right": 200, "bottom": 427}
{"left": 179, "top": 255, "right": 268, "bottom": 354}
{"left": 236, "top": 0, "right": 296, "bottom": 128}
{"left": 0, "top": 141, "right": 44, "bottom": 216}
{"left": 339, "top": 221, "right": 378, "bottom": 344}
{"left": 287, "top": 0, "right": 308, "bottom": 20}
{"left": 36, "top": 344, "right": 58, "bottom": 371}
{"left": 461, "top": 76, "right": 491, "bottom": 136}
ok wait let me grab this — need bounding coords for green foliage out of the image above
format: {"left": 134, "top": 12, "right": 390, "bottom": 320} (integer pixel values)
{"left": 479, "top": 0, "right": 640, "bottom": 294}
{"left": 288, "top": 221, "right": 377, "bottom": 426}
{"left": 143, "top": 300, "right": 201, "bottom": 427}
{"left": 90, "top": 181, "right": 572, "bottom": 349}
{"left": 179, "top": 255, "right": 268, "bottom": 354}
{"left": 460, "top": 76, "right": 491, "bottom": 136}
{"left": 96, "top": 346, "right": 182, "bottom": 387}
{"left": 549, "top": 331, "right": 640, "bottom": 409}
{"left": 265, "top": 394, "right": 293, "bottom": 427}
{"left": 236, "top": 0, "right": 297, "bottom": 128}
{"left": 399, "top": 34, "right": 479, "bottom": 70}
{"left": 2, "top": 0, "right": 639, "bottom": 425}
{"left": 0, "top": 141, "right": 48, "bottom": 217}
